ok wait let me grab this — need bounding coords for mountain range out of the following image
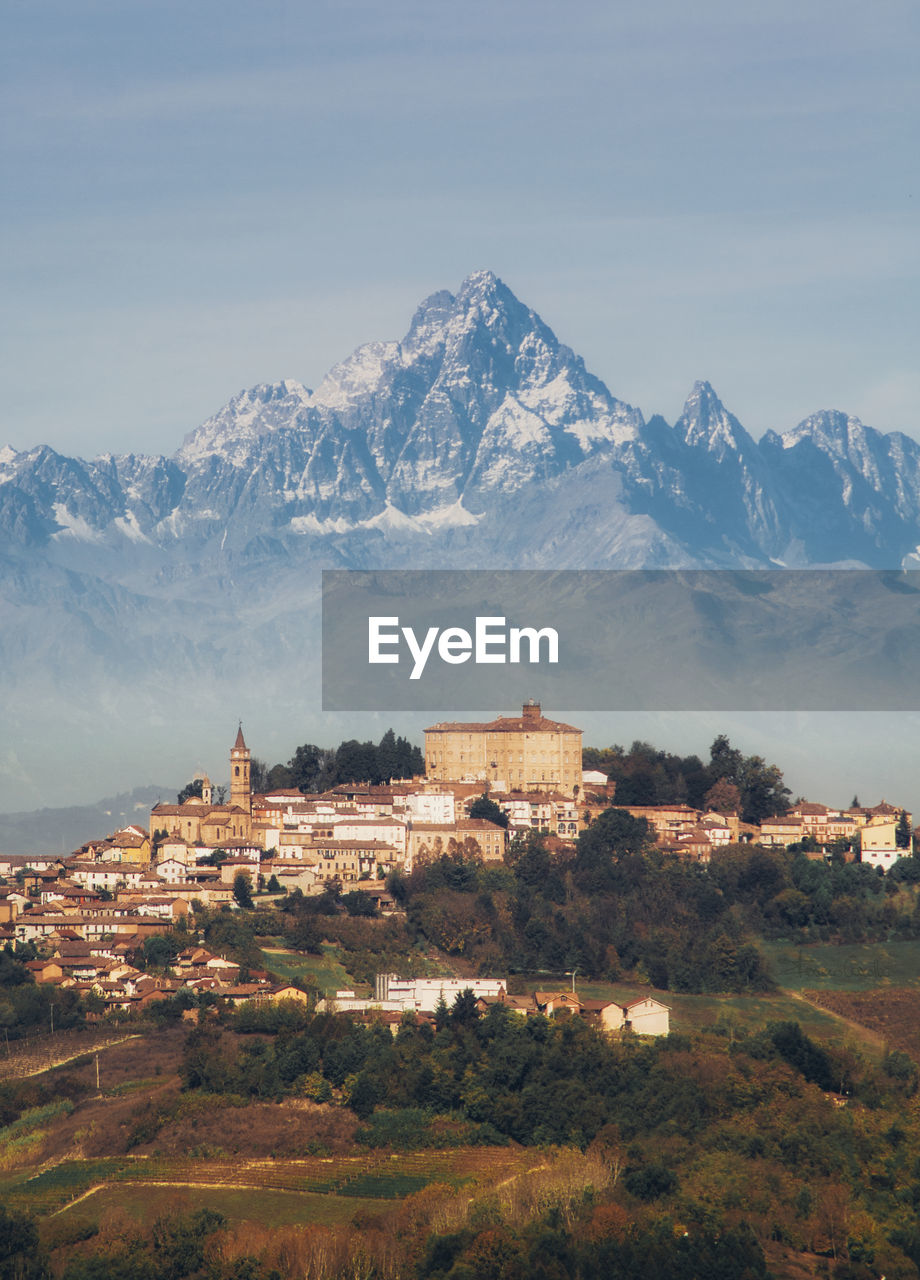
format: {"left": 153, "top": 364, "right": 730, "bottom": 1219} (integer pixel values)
{"left": 2, "top": 269, "right": 919, "bottom": 818}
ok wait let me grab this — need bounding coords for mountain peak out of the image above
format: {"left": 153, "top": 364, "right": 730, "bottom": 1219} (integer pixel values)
{"left": 678, "top": 382, "right": 756, "bottom": 458}
{"left": 454, "top": 270, "right": 530, "bottom": 329}
{"left": 687, "top": 380, "right": 720, "bottom": 407}
{"left": 781, "top": 410, "right": 862, "bottom": 451}
{"left": 457, "top": 268, "right": 501, "bottom": 296}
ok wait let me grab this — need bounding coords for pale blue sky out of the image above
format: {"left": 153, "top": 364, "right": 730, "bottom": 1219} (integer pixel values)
{"left": 3, "top": 0, "right": 918, "bottom": 457}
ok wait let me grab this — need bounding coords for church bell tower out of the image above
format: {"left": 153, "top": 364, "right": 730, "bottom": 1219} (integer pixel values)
{"left": 230, "top": 724, "right": 251, "bottom": 815}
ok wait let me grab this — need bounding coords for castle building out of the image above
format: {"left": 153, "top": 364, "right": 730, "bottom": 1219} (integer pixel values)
{"left": 424, "top": 702, "right": 583, "bottom": 797}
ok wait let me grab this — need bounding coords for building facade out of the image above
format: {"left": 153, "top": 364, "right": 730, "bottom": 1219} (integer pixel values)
{"left": 424, "top": 702, "right": 582, "bottom": 797}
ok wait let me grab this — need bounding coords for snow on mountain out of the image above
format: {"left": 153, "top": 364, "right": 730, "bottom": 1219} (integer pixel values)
{"left": 3, "top": 271, "right": 920, "bottom": 569}
{"left": 4, "top": 269, "right": 920, "bottom": 811}
{"left": 166, "top": 269, "right": 646, "bottom": 526}
{"left": 677, "top": 381, "right": 758, "bottom": 460}
{"left": 176, "top": 380, "right": 313, "bottom": 467}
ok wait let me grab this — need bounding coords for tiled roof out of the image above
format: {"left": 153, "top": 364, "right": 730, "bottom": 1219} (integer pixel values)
{"left": 426, "top": 714, "right": 580, "bottom": 734}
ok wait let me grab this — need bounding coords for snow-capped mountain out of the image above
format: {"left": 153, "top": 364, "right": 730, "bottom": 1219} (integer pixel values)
{"left": 4, "top": 270, "right": 918, "bottom": 569}
{"left": 170, "top": 271, "right": 646, "bottom": 537}
{"left": 2, "top": 269, "right": 920, "bottom": 813}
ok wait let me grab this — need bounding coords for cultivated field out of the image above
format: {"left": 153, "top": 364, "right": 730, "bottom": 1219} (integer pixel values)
{"left": 260, "top": 942, "right": 357, "bottom": 994}
{"left": 759, "top": 939, "right": 920, "bottom": 991}
{"left": 800, "top": 987, "right": 920, "bottom": 1058}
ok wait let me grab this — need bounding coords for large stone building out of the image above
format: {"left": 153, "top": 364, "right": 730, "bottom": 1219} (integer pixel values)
{"left": 150, "top": 726, "right": 253, "bottom": 846}
{"left": 424, "top": 702, "right": 583, "bottom": 797}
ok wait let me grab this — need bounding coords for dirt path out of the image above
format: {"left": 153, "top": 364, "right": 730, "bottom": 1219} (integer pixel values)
{"left": 50, "top": 1185, "right": 106, "bottom": 1217}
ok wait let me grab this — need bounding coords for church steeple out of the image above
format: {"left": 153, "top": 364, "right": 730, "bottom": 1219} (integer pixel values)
{"left": 230, "top": 723, "right": 251, "bottom": 815}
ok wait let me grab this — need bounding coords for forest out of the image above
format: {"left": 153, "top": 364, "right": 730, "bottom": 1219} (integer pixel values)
{"left": 4, "top": 990, "right": 919, "bottom": 1280}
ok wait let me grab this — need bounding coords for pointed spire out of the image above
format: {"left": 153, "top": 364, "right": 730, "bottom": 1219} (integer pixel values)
{"left": 234, "top": 723, "right": 247, "bottom": 751}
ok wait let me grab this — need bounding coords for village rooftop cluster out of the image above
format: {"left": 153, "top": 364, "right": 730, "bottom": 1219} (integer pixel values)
{"left": 0, "top": 705, "right": 913, "bottom": 1024}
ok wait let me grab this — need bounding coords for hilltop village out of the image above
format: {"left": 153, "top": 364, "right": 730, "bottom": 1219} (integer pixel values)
{"left": 0, "top": 704, "right": 914, "bottom": 1023}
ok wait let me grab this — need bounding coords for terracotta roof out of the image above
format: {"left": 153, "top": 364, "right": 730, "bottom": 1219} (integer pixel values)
{"left": 425, "top": 714, "right": 581, "bottom": 734}
{"left": 312, "top": 839, "right": 397, "bottom": 851}
{"left": 234, "top": 724, "right": 248, "bottom": 750}
{"left": 152, "top": 803, "right": 248, "bottom": 819}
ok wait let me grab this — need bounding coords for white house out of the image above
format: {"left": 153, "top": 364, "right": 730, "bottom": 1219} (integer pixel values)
{"left": 622, "top": 996, "right": 671, "bottom": 1036}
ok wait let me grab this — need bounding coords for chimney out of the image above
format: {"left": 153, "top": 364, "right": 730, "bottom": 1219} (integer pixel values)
{"left": 522, "top": 701, "right": 541, "bottom": 724}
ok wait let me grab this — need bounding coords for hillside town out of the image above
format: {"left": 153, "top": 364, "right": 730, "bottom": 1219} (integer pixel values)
{"left": 0, "top": 705, "right": 914, "bottom": 1023}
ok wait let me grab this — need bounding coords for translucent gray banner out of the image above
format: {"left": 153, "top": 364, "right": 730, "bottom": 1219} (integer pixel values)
{"left": 321, "top": 569, "right": 920, "bottom": 711}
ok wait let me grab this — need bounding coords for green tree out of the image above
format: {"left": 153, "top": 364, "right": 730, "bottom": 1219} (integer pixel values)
{"left": 287, "top": 743, "right": 334, "bottom": 793}
{"left": 232, "top": 872, "right": 253, "bottom": 910}
{"left": 708, "top": 735, "right": 791, "bottom": 824}
{"left": 469, "top": 794, "right": 509, "bottom": 829}
{"left": 738, "top": 754, "right": 791, "bottom": 824}
{"left": 142, "top": 933, "right": 182, "bottom": 970}
{"left": 334, "top": 739, "right": 380, "bottom": 785}
{"left": 176, "top": 778, "right": 204, "bottom": 805}
{"left": 896, "top": 809, "right": 911, "bottom": 849}
{"left": 709, "top": 733, "right": 744, "bottom": 784}
{"left": 450, "top": 988, "right": 480, "bottom": 1026}
{"left": 249, "top": 757, "right": 269, "bottom": 792}
{"left": 377, "top": 728, "right": 400, "bottom": 782}
{"left": 576, "top": 808, "right": 652, "bottom": 871}
{"left": 265, "top": 762, "right": 293, "bottom": 791}
{"left": 433, "top": 994, "right": 451, "bottom": 1032}
{"left": 0, "top": 1205, "right": 46, "bottom": 1280}
{"left": 342, "top": 890, "right": 377, "bottom": 918}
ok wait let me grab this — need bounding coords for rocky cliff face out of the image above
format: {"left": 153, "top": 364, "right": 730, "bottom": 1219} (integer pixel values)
{"left": 4, "top": 270, "right": 918, "bottom": 570}
{"left": 1, "top": 270, "right": 918, "bottom": 810}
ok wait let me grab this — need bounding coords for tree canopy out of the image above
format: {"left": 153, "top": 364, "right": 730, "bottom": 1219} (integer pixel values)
{"left": 584, "top": 734, "right": 791, "bottom": 824}
{"left": 255, "top": 729, "right": 424, "bottom": 793}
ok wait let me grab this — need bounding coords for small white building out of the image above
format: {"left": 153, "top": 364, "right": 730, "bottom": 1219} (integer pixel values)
{"left": 375, "top": 974, "right": 507, "bottom": 1012}
{"left": 860, "top": 816, "right": 910, "bottom": 872}
{"left": 622, "top": 996, "right": 671, "bottom": 1036}
{"left": 405, "top": 791, "right": 456, "bottom": 825}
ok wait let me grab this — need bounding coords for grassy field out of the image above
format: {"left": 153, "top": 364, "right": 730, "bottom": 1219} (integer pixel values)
{"left": 260, "top": 943, "right": 361, "bottom": 995}
{"left": 758, "top": 939, "right": 920, "bottom": 991}
{"left": 2, "top": 1147, "right": 527, "bottom": 1220}
{"left": 44, "top": 1184, "right": 396, "bottom": 1230}
{"left": 568, "top": 980, "right": 884, "bottom": 1052}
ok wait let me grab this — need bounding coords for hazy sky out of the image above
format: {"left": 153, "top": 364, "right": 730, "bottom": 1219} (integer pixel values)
{"left": 3, "top": 0, "right": 918, "bottom": 459}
